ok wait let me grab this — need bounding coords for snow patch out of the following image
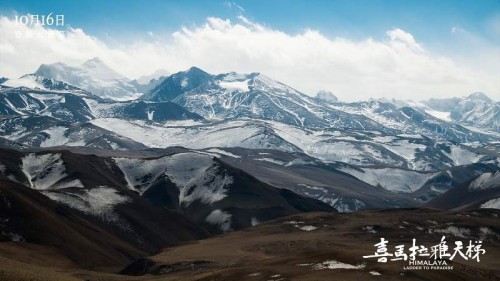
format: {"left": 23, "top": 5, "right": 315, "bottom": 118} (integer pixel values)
{"left": 312, "top": 260, "right": 365, "bottom": 270}
{"left": 429, "top": 227, "right": 471, "bottom": 238}
{"left": 283, "top": 220, "right": 305, "bottom": 225}
{"left": 205, "top": 209, "right": 232, "bottom": 232}
{"left": 425, "top": 110, "right": 451, "bottom": 121}
{"left": 444, "top": 145, "right": 481, "bottom": 166}
{"left": 147, "top": 110, "right": 154, "bottom": 121}
{"left": 363, "top": 225, "right": 378, "bottom": 234}
{"left": 1, "top": 231, "right": 24, "bottom": 242}
{"left": 299, "top": 225, "right": 318, "bottom": 231}
{"left": 255, "top": 158, "right": 286, "bottom": 165}
{"left": 21, "top": 153, "right": 84, "bottom": 190}
{"left": 251, "top": 217, "right": 260, "bottom": 226}
{"left": 206, "top": 148, "right": 241, "bottom": 158}
{"left": 218, "top": 79, "right": 250, "bottom": 93}
{"left": 2, "top": 76, "right": 47, "bottom": 90}
{"left": 114, "top": 153, "right": 232, "bottom": 205}
{"left": 469, "top": 172, "right": 500, "bottom": 190}
{"left": 481, "top": 198, "right": 500, "bottom": 209}
{"left": 181, "top": 77, "right": 188, "bottom": 88}
{"left": 339, "top": 167, "right": 434, "bottom": 193}
{"left": 40, "top": 126, "right": 69, "bottom": 147}
{"left": 43, "top": 186, "right": 130, "bottom": 225}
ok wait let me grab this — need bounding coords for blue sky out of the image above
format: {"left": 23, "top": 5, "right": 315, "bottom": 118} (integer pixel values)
{"left": 0, "top": 0, "right": 499, "bottom": 100}
{"left": 1, "top": 0, "right": 499, "bottom": 45}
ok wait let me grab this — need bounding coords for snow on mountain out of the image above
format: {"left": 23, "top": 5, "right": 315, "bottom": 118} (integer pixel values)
{"left": 2, "top": 75, "right": 49, "bottom": 90}
{"left": 34, "top": 58, "right": 141, "bottom": 100}
{"left": 205, "top": 209, "right": 232, "bottom": 232}
{"left": 325, "top": 100, "right": 492, "bottom": 143}
{"left": 141, "top": 67, "right": 212, "bottom": 102}
{"left": 1, "top": 63, "right": 498, "bottom": 207}
{"left": 467, "top": 92, "right": 493, "bottom": 103}
{"left": 421, "top": 93, "right": 499, "bottom": 131}
{"left": 21, "top": 153, "right": 84, "bottom": 190}
{"left": 469, "top": 171, "right": 500, "bottom": 191}
{"left": 216, "top": 72, "right": 252, "bottom": 92}
{"left": 90, "top": 117, "right": 494, "bottom": 171}
{"left": 114, "top": 152, "right": 232, "bottom": 205}
{"left": 315, "top": 90, "right": 338, "bottom": 102}
{"left": 338, "top": 166, "right": 437, "bottom": 193}
{"left": 0, "top": 115, "right": 147, "bottom": 150}
{"left": 43, "top": 186, "right": 131, "bottom": 224}
{"left": 0, "top": 88, "right": 95, "bottom": 122}
{"left": 1, "top": 74, "right": 90, "bottom": 95}
{"left": 91, "top": 118, "right": 300, "bottom": 152}
{"left": 142, "top": 68, "right": 493, "bottom": 142}
{"left": 83, "top": 98, "right": 203, "bottom": 122}
{"left": 481, "top": 198, "right": 500, "bottom": 209}
{"left": 171, "top": 71, "right": 390, "bottom": 131}
{"left": 424, "top": 110, "right": 452, "bottom": 122}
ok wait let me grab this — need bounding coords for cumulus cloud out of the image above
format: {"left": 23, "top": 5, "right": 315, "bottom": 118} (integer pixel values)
{"left": 0, "top": 15, "right": 498, "bottom": 101}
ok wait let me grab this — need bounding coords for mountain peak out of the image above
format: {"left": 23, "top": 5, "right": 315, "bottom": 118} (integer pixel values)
{"left": 81, "top": 57, "right": 108, "bottom": 68}
{"left": 34, "top": 62, "right": 65, "bottom": 78}
{"left": 185, "top": 66, "right": 209, "bottom": 75}
{"left": 466, "top": 92, "right": 492, "bottom": 103}
{"left": 33, "top": 58, "right": 137, "bottom": 100}
{"left": 315, "top": 90, "right": 338, "bottom": 102}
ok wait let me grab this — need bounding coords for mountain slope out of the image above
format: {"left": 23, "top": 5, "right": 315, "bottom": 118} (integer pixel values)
{"left": 173, "top": 71, "right": 391, "bottom": 130}
{"left": 0, "top": 148, "right": 335, "bottom": 236}
{"left": 141, "top": 67, "right": 212, "bottom": 102}
{"left": 0, "top": 148, "right": 209, "bottom": 268}
{"left": 90, "top": 117, "right": 497, "bottom": 170}
{"left": 112, "top": 151, "right": 335, "bottom": 232}
{"left": 421, "top": 92, "right": 499, "bottom": 131}
{"left": 426, "top": 171, "right": 500, "bottom": 210}
{"left": 34, "top": 58, "right": 140, "bottom": 100}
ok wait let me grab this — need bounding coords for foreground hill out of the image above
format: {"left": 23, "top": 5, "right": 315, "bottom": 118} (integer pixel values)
{"left": 0, "top": 208, "right": 498, "bottom": 280}
{"left": 0, "top": 147, "right": 335, "bottom": 264}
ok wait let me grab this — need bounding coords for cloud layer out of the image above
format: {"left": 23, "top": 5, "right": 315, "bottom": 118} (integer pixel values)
{"left": 0, "top": 16, "right": 498, "bottom": 101}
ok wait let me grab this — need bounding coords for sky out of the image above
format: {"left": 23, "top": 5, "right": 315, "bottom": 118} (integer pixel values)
{"left": 0, "top": 0, "right": 499, "bottom": 101}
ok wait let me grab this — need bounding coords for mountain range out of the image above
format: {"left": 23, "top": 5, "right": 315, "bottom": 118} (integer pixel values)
{"left": 0, "top": 58, "right": 498, "bottom": 214}
{"left": 0, "top": 57, "right": 499, "bottom": 280}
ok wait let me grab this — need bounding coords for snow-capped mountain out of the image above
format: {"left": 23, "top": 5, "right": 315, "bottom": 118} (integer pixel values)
{"left": 0, "top": 62, "right": 498, "bottom": 213}
{"left": 400, "top": 92, "right": 499, "bottom": 132}
{"left": 33, "top": 58, "right": 141, "bottom": 100}
{"left": 0, "top": 87, "right": 95, "bottom": 122}
{"left": 151, "top": 70, "right": 394, "bottom": 130}
{"left": 325, "top": 100, "right": 493, "bottom": 143}
{"left": 89, "top": 117, "right": 498, "bottom": 171}
{"left": 141, "top": 67, "right": 212, "bottom": 102}
{"left": 1, "top": 74, "right": 90, "bottom": 95}
{"left": 0, "top": 79, "right": 204, "bottom": 150}
{"left": 141, "top": 68, "right": 494, "bottom": 143}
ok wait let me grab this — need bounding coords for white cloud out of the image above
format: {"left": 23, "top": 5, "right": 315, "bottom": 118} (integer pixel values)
{"left": 386, "top": 28, "right": 423, "bottom": 51}
{"left": 0, "top": 15, "right": 498, "bottom": 101}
